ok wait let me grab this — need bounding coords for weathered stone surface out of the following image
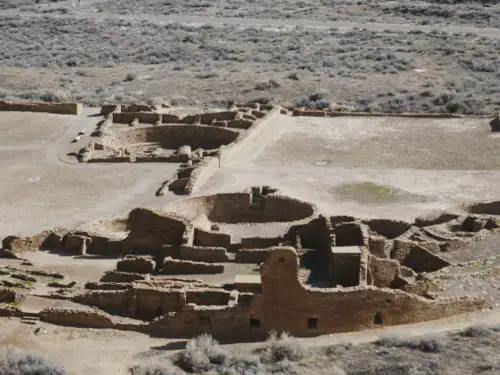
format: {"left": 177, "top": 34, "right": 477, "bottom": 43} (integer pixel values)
{"left": 392, "top": 240, "right": 449, "bottom": 272}
{"left": 159, "top": 258, "right": 224, "bottom": 274}
{"left": 414, "top": 211, "right": 460, "bottom": 227}
{"left": 0, "top": 100, "right": 83, "bottom": 115}
{"left": 362, "top": 219, "right": 411, "bottom": 239}
{"left": 461, "top": 216, "right": 487, "bottom": 232}
{"left": 117, "top": 256, "right": 155, "bottom": 274}
{"left": 368, "top": 255, "right": 400, "bottom": 288}
{"left": 100, "top": 271, "right": 149, "bottom": 283}
{"left": 40, "top": 308, "right": 115, "bottom": 328}
{"left": 368, "top": 235, "right": 387, "bottom": 258}
{"left": 179, "top": 245, "right": 229, "bottom": 263}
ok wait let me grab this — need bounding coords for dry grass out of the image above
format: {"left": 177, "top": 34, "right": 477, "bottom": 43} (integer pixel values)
{"left": 0, "top": 15, "right": 498, "bottom": 114}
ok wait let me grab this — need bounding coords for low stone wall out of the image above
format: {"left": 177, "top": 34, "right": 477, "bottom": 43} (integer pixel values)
{"left": 112, "top": 112, "right": 161, "bottom": 125}
{"left": 100, "top": 104, "right": 121, "bottom": 115}
{"left": 179, "top": 245, "right": 229, "bottom": 263}
{"left": 467, "top": 201, "right": 500, "bottom": 215}
{"left": 116, "top": 256, "right": 155, "bottom": 274}
{"left": 105, "top": 124, "right": 239, "bottom": 150}
{"left": 362, "top": 219, "right": 411, "bottom": 240}
{"left": 0, "top": 100, "right": 83, "bottom": 115}
{"left": 160, "top": 258, "right": 224, "bottom": 274}
{"left": 185, "top": 289, "right": 232, "bottom": 306}
{"left": 122, "top": 104, "right": 156, "bottom": 112}
{"left": 40, "top": 308, "right": 115, "bottom": 328}
{"left": 193, "top": 228, "right": 231, "bottom": 248}
{"left": 183, "top": 156, "right": 220, "bottom": 195}
{"left": 391, "top": 239, "right": 450, "bottom": 273}
{"left": 100, "top": 271, "right": 149, "bottom": 283}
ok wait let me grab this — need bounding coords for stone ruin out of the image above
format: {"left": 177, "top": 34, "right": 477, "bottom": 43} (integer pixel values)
{"left": 3, "top": 187, "right": 499, "bottom": 340}
{"left": 78, "top": 103, "right": 278, "bottom": 195}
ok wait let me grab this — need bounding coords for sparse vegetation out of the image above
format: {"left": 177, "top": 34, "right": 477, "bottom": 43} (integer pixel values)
{"left": 0, "top": 347, "right": 66, "bottom": 375}
{"left": 260, "top": 331, "right": 308, "bottom": 364}
{"left": 0, "top": 15, "right": 498, "bottom": 113}
{"left": 375, "top": 333, "right": 447, "bottom": 353}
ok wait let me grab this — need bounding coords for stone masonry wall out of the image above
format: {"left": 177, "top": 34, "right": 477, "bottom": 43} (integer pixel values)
{"left": 193, "top": 228, "right": 231, "bottom": 249}
{"left": 122, "top": 208, "right": 188, "bottom": 250}
{"left": 160, "top": 258, "right": 224, "bottom": 274}
{"left": 179, "top": 245, "right": 229, "bottom": 263}
{"left": 257, "top": 248, "right": 483, "bottom": 337}
{"left": 0, "top": 100, "right": 83, "bottom": 115}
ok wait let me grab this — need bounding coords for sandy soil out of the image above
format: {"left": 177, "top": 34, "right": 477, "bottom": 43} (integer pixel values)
{"left": 202, "top": 114, "right": 500, "bottom": 221}
{"left": 0, "top": 110, "right": 183, "bottom": 238}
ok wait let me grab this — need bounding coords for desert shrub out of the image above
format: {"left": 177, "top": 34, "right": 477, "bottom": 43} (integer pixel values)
{"left": 260, "top": 331, "right": 308, "bottom": 364}
{"left": 295, "top": 91, "right": 331, "bottom": 109}
{"left": 254, "top": 79, "right": 281, "bottom": 90}
{"left": 0, "top": 347, "right": 66, "bottom": 375}
{"left": 174, "top": 334, "right": 229, "bottom": 373}
{"left": 460, "top": 325, "right": 491, "bottom": 338}
{"left": 375, "top": 333, "right": 447, "bottom": 353}
{"left": 347, "top": 359, "right": 439, "bottom": 375}
{"left": 124, "top": 73, "right": 137, "bottom": 82}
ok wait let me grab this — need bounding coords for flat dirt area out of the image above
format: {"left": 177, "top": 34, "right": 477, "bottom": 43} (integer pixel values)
{"left": 203, "top": 114, "right": 500, "bottom": 220}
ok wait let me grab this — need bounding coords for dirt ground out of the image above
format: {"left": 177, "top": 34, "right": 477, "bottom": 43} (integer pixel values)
{"left": 202, "top": 114, "right": 500, "bottom": 220}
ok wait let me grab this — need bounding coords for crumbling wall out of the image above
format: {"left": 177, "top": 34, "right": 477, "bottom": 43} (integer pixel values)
{"left": 334, "top": 222, "right": 368, "bottom": 247}
{"left": 100, "top": 271, "right": 149, "bottom": 283}
{"left": 391, "top": 239, "right": 450, "bottom": 273}
{"left": 122, "top": 208, "right": 188, "bottom": 250}
{"left": 0, "top": 100, "right": 83, "bottom": 115}
{"left": 149, "top": 304, "right": 258, "bottom": 339}
{"left": 193, "top": 228, "right": 231, "bottom": 249}
{"left": 135, "top": 288, "right": 185, "bottom": 320}
{"left": 362, "top": 219, "right": 411, "bottom": 239}
{"left": 208, "top": 193, "right": 315, "bottom": 223}
{"left": 72, "top": 290, "right": 132, "bottom": 316}
{"left": 160, "top": 258, "right": 224, "bottom": 274}
{"left": 179, "top": 245, "right": 229, "bottom": 263}
{"left": 199, "top": 111, "right": 239, "bottom": 124}
{"left": 106, "top": 125, "right": 239, "bottom": 150}
{"left": 40, "top": 308, "right": 115, "bottom": 328}
{"left": 368, "top": 255, "right": 401, "bottom": 288}
{"left": 122, "top": 104, "right": 156, "bottom": 112}
{"left": 467, "top": 201, "right": 500, "bottom": 215}
{"left": 185, "top": 290, "right": 232, "bottom": 306}
{"left": 116, "top": 256, "right": 155, "bottom": 274}
{"left": 258, "top": 248, "right": 483, "bottom": 336}
{"left": 112, "top": 112, "right": 161, "bottom": 125}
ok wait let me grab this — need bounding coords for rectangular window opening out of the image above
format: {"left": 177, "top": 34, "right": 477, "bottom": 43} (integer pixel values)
{"left": 250, "top": 318, "right": 260, "bottom": 328}
{"left": 307, "top": 318, "right": 318, "bottom": 329}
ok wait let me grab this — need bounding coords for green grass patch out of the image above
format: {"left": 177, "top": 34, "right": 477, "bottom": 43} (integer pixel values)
{"left": 333, "top": 182, "right": 403, "bottom": 204}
